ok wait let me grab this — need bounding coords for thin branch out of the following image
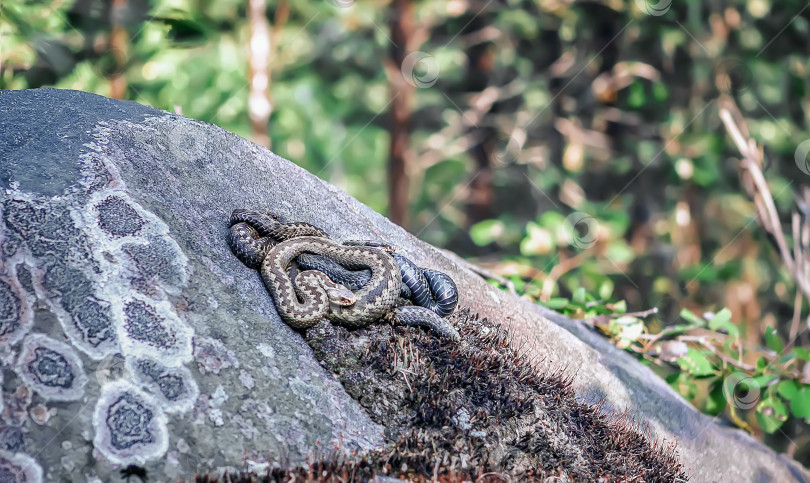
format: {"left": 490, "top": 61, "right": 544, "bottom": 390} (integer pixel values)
{"left": 677, "top": 335, "right": 757, "bottom": 372}
{"left": 719, "top": 96, "right": 810, "bottom": 302}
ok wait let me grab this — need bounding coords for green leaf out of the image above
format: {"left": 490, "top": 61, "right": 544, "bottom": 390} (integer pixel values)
{"left": 789, "top": 387, "right": 810, "bottom": 420}
{"left": 542, "top": 297, "right": 570, "bottom": 310}
{"left": 537, "top": 211, "right": 567, "bottom": 228}
{"left": 778, "top": 380, "right": 799, "bottom": 400}
{"left": 656, "top": 322, "right": 704, "bottom": 338}
{"left": 573, "top": 287, "right": 587, "bottom": 305}
{"left": 764, "top": 326, "right": 784, "bottom": 353}
{"left": 753, "top": 374, "right": 778, "bottom": 387}
{"left": 520, "top": 222, "right": 553, "bottom": 256}
{"left": 653, "top": 82, "right": 669, "bottom": 102}
{"left": 679, "top": 308, "right": 705, "bottom": 326}
{"left": 627, "top": 81, "right": 646, "bottom": 109}
{"left": 609, "top": 316, "right": 645, "bottom": 347}
{"left": 779, "top": 353, "right": 796, "bottom": 364}
{"left": 709, "top": 307, "right": 732, "bottom": 325}
{"left": 679, "top": 264, "right": 718, "bottom": 282}
{"left": 156, "top": 17, "right": 211, "bottom": 43}
{"left": 470, "top": 219, "right": 505, "bottom": 246}
{"left": 677, "top": 348, "right": 716, "bottom": 377}
{"left": 756, "top": 396, "right": 788, "bottom": 433}
{"left": 605, "top": 240, "right": 635, "bottom": 264}
{"left": 708, "top": 308, "right": 739, "bottom": 337}
{"left": 606, "top": 299, "right": 627, "bottom": 314}
{"left": 598, "top": 280, "right": 614, "bottom": 300}
{"left": 794, "top": 347, "right": 810, "bottom": 361}
{"left": 667, "top": 372, "right": 698, "bottom": 401}
{"left": 705, "top": 379, "right": 727, "bottom": 415}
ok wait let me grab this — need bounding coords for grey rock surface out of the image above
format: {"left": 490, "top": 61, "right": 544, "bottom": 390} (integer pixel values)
{"left": 0, "top": 88, "right": 806, "bottom": 482}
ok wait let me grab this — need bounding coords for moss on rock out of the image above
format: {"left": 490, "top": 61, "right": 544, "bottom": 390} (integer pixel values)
{"left": 196, "top": 308, "right": 687, "bottom": 482}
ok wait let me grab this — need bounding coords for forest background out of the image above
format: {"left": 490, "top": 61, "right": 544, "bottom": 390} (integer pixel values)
{"left": 3, "top": 0, "right": 810, "bottom": 467}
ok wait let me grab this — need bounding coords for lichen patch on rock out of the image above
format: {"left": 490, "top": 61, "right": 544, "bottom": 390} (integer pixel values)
{"left": 0, "top": 450, "right": 43, "bottom": 483}
{"left": 0, "top": 268, "right": 33, "bottom": 347}
{"left": 92, "top": 380, "right": 169, "bottom": 465}
{"left": 15, "top": 333, "right": 88, "bottom": 402}
{"left": 1, "top": 96, "right": 202, "bottom": 477}
{"left": 126, "top": 356, "right": 199, "bottom": 414}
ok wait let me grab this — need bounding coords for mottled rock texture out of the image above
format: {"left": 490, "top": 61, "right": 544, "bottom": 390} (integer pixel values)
{"left": 0, "top": 88, "right": 807, "bottom": 482}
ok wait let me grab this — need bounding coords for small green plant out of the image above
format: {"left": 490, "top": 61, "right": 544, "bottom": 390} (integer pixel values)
{"left": 515, "top": 283, "right": 810, "bottom": 437}
{"left": 653, "top": 307, "right": 810, "bottom": 436}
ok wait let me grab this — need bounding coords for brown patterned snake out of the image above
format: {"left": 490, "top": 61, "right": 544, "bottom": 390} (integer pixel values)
{"left": 228, "top": 210, "right": 460, "bottom": 339}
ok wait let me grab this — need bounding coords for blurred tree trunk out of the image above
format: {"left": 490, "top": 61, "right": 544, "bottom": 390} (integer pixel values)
{"left": 463, "top": 18, "right": 496, "bottom": 226}
{"left": 109, "top": 0, "right": 129, "bottom": 99}
{"left": 387, "top": 0, "right": 416, "bottom": 227}
{"left": 248, "top": 0, "right": 272, "bottom": 148}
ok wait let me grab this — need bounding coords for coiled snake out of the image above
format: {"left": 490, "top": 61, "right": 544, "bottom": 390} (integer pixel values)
{"left": 228, "top": 210, "right": 460, "bottom": 339}
{"left": 295, "top": 252, "right": 458, "bottom": 318}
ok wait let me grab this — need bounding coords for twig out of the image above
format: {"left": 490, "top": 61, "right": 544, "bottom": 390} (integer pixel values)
{"left": 677, "top": 335, "right": 757, "bottom": 372}
{"left": 789, "top": 211, "right": 803, "bottom": 349}
{"left": 583, "top": 307, "right": 659, "bottom": 331}
{"left": 719, "top": 96, "right": 810, "bottom": 313}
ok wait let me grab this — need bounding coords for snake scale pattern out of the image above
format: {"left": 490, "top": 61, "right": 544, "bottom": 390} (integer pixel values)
{"left": 228, "top": 210, "right": 460, "bottom": 339}
{"left": 295, "top": 252, "right": 458, "bottom": 318}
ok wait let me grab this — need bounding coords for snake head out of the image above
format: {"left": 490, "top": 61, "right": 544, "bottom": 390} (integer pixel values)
{"left": 262, "top": 211, "right": 285, "bottom": 221}
{"left": 230, "top": 208, "right": 252, "bottom": 224}
{"left": 371, "top": 241, "right": 397, "bottom": 253}
{"left": 343, "top": 240, "right": 398, "bottom": 253}
{"left": 326, "top": 285, "right": 357, "bottom": 306}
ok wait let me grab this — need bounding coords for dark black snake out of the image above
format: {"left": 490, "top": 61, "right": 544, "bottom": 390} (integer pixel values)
{"left": 228, "top": 210, "right": 459, "bottom": 339}
{"left": 295, "top": 252, "right": 458, "bottom": 318}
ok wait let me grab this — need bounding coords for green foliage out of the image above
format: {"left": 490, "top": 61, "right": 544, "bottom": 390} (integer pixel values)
{"left": 677, "top": 347, "right": 715, "bottom": 378}
{"left": 708, "top": 308, "right": 738, "bottom": 337}
{"left": 541, "top": 295, "right": 810, "bottom": 438}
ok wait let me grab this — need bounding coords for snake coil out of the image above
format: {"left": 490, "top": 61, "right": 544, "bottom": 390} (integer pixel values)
{"left": 228, "top": 210, "right": 460, "bottom": 339}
